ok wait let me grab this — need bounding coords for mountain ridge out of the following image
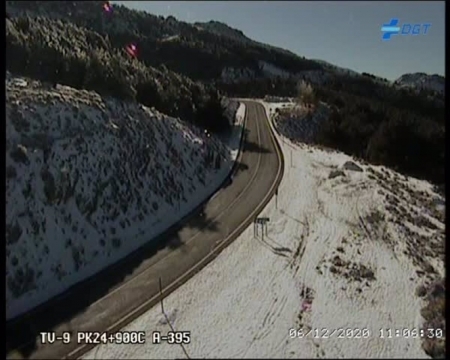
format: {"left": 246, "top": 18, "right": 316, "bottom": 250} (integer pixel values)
{"left": 394, "top": 72, "right": 445, "bottom": 94}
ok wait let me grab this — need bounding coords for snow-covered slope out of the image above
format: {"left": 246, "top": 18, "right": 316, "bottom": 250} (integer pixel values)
{"left": 395, "top": 73, "right": 445, "bottom": 94}
{"left": 83, "top": 101, "right": 444, "bottom": 359}
{"left": 6, "top": 75, "right": 245, "bottom": 320}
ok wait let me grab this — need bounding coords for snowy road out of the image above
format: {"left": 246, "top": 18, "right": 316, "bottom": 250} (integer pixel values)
{"left": 7, "top": 101, "right": 284, "bottom": 359}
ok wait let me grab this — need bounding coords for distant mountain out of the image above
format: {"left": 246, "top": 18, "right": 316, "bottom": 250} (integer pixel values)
{"left": 311, "top": 59, "right": 360, "bottom": 77}
{"left": 394, "top": 73, "right": 445, "bottom": 94}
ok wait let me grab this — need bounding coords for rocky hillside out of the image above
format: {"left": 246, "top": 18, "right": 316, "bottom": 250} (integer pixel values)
{"left": 6, "top": 75, "right": 242, "bottom": 320}
{"left": 394, "top": 73, "right": 445, "bottom": 95}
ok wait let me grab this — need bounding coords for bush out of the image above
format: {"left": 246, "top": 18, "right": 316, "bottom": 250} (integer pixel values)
{"left": 297, "top": 80, "right": 316, "bottom": 106}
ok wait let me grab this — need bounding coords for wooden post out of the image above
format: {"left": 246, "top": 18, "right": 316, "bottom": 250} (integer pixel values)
{"left": 159, "top": 277, "right": 164, "bottom": 314}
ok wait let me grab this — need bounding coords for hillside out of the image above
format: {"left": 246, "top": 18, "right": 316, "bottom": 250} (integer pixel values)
{"left": 6, "top": 14, "right": 233, "bottom": 135}
{"left": 6, "top": 0, "right": 323, "bottom": 82}
{"left": 6, "top": 75, "right": 245, "bottom": 319}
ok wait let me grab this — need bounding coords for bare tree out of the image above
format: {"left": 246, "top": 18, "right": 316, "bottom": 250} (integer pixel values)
{"left": 297, "top": 80, "right": 316, "bottom": 107}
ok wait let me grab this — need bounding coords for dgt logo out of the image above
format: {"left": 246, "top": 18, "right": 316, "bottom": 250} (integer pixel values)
{"left": 381, "top": 18, "right": 431, "bottom": 41}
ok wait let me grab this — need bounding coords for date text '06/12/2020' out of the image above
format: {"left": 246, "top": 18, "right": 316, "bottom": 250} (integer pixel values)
{"left": 290, "top": 328, "right": 371, "bottom": 339}
{"left": 290, "top": 328, "right": 444, "bottom": 339}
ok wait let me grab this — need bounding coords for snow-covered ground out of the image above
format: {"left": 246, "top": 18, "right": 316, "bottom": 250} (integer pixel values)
{"left": 84, "top": 101, "right": 444, "bottom": 359}
{"left": 6, "top": 75, "right": 246, "bottom": 320}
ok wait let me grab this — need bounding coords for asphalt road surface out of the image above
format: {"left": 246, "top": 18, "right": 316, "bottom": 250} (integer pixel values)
{"left": 6, "top": 100, "right": 284, "bottom": 359}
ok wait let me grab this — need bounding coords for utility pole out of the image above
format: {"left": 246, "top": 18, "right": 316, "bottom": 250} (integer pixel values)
{"left": 159, "top": 276, "right": 190, "bottom": 359}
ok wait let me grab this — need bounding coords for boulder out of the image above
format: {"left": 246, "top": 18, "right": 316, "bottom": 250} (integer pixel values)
{"left": 329, "top": 169, "right": 345, "bottom": 179}
{"left": 342, "top": 161, "right": 363, "bottom": 172}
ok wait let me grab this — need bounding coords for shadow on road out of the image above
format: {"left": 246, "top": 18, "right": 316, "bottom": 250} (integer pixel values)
{"left": 241, "top": 128, "right": 270, "bottom": 154}
{"left": 235, "top": 161, "right": 249, "bottom": 173}
{"left": 185, "top": 204, "right": 219, "bottom": 234}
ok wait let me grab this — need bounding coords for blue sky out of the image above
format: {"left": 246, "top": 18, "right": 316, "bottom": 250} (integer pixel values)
{"left": 112, "top": 1, "right": 445, "bottom": 80}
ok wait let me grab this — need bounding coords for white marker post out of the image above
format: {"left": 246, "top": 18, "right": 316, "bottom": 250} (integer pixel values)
{"left": 275, "top": 188, "right": 278, "bottom": 209}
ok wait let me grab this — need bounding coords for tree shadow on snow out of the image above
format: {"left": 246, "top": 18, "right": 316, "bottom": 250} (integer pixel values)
{"left": 279, "top": 209, "right": 306, "bottom": 226}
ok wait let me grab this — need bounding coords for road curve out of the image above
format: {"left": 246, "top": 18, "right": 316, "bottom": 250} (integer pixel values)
{"left": 6, "top": 101, "right": 284, "bottom": 360}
